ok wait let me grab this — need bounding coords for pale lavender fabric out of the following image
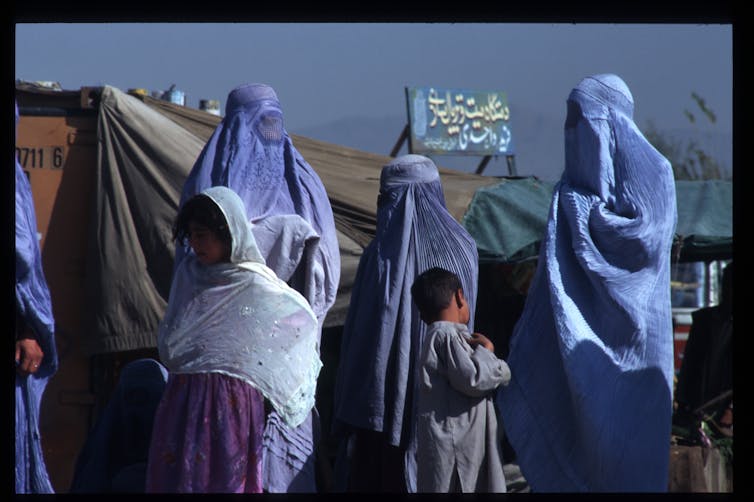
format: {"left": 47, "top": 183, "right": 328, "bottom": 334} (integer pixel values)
{"left": 177, "top": 84, "right": 340, "bottom": 492}
{"left": 497, "top": 74, "right": 677, "bottom": 492}
{"left": 15, "top": 102, "right": 58, "bottom": 494}
{"left": 332, "top": 154, "right": 479, "bottom": 492}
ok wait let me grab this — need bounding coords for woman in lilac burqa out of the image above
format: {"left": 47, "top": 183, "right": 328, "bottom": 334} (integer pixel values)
{"left": 332, "top": 154, "right": 479, "bottom": 492}
{"left": 146, "top": 186, "right": 321, "bottom": 492}
{"left": 15, "top": 102, "right": 59, "bottom": 493}
{"left": 497, "top": 74, "right": 677, "bottom": 492}
{"left": 174, "top": 84, "right": 340, "bottom": 492}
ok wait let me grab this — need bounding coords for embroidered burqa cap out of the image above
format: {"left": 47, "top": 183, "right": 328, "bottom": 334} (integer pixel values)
{"left": 498, "top": 74, "right": 677, "bottom": 492}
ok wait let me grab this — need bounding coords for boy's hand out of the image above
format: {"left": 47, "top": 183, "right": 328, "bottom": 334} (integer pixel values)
{"left": 468, "top": 332, "right": 494, "bottom": 352}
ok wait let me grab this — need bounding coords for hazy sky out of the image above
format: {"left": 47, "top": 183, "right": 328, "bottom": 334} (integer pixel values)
{"left": 14, "top": 22, "right": 732, "bottom": 179}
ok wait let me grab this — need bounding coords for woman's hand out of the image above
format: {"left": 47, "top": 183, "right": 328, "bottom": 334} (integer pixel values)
{"left": 16, "top": 333, "right": 44, "bottom": 376}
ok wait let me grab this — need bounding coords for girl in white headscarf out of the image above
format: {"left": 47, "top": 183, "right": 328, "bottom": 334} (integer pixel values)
{"left": 145, "top": 186, "right": 320, "bottom": 493}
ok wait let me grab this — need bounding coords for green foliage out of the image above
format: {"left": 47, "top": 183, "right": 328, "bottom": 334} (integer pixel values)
{"left": 644, "top": 93, "right": 730, "bottom": 181}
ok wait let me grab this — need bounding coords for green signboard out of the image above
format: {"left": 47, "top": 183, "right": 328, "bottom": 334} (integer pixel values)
{"left": 405, "top": 86, "right": 515, "bottom": 156}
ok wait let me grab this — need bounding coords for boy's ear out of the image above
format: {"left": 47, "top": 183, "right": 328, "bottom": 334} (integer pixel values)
{"left": 455, "top": 289, "right": 464, "bottom": 309}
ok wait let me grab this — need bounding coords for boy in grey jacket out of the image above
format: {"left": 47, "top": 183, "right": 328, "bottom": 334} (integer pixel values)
{"left": 411, "top": 267, "right": 511, "bottom": 493}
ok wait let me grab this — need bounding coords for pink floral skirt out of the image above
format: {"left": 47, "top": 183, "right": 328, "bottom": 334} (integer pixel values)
{"left": 145, "top": 372, "right": 265, "bottom": 493}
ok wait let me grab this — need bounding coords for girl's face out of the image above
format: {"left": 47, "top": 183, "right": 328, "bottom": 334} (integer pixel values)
{"left": 188, "top": 221, "right": 230, "bottom": 266}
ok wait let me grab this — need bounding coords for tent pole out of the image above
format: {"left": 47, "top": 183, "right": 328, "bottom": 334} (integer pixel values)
{"left": 506, "top": 155, "right": 518, "bottom": 176}
{"left": 390, "top": 124, "right": 409, "bottom": 157}
{"left": 475, "top": 155, "right": 492, "bottom": 175}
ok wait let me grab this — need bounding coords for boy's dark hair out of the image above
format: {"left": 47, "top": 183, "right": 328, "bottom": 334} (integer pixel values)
{"left": 411, "top": 267, "right": 463, "bottom": 319}
{"left": 172, "top": 193, "right": 231, "bottom": 246}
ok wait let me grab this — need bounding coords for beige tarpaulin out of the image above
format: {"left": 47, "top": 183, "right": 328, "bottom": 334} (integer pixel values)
{"left": 83, "top": 87, "right": 205, "bottom": 352}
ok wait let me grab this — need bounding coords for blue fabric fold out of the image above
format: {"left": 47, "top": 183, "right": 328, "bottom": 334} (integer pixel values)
{"left": 498, "top": 74, "right": 677, "bottom": 492}
{"left": 15, "top": 101, "right": 58, "bottom": 494}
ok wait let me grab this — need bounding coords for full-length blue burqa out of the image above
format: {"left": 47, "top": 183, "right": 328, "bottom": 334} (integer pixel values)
{"left": 498, "top": 74, "right": 677, "bottom": 492}
{"left": 332, "top": 155, "right": 479, "bottom": 492}
{"left": 177, "top": 83, "right": 340, "bottom": 492}
{"left": 15, "top": 102, "right": 59, "bottom": 494}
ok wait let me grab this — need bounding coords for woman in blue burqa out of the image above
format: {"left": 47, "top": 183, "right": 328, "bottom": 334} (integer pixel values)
{"left": 15, "top": 102, "right": 59, "bottom": 494}
{"left": 176, "top": 83, "right": 340, "bottom": 492}
{"left": 331, "top": 154, "right": 479, "bottom": 492}
{"left": 497, "top": 74, "right": 677, "bottom": 492}
{"left": 70, "top": 358, "right": 168, "bottom": 492}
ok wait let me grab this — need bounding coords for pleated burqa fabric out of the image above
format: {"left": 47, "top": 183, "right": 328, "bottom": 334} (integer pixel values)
{"left": 332, "top": 155, "right": 479, "bottom": 492}
{"left": 15, "top": 102, "right": 59, "bottom": 494}
{"left": 177, "top": 84, "right": 340, "bottom": 492}
{"left": 498, "top": 74, "right": 677, "bottom": 492}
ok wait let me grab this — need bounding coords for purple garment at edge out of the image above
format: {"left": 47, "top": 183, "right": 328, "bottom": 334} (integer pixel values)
{"left": 147, "top": 373, "right": 265, "bottom": 493}
{"left": 177, "top": 83, "right": 340, "bottom": 492}
{"left": 332, "top": 154, "right": 479, "bottom": 492}
{"left": 498, "top": 74, "right": 677, "bottom": 492}
{"left": 15, "top": 102, "right": 59, "bottom": 494}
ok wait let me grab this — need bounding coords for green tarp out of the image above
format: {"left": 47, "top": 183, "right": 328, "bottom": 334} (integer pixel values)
{"left": 462, "top": 177, "right": 732, "bottom": 264}
{"left": 462, "top": 177, "right": 555, "bottom": 263}
{"left": 674, "top": 180, "right": 733, "bottom": 262}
